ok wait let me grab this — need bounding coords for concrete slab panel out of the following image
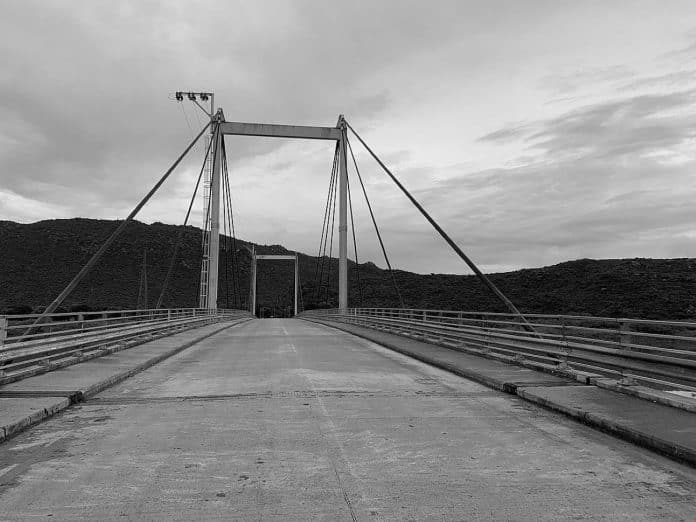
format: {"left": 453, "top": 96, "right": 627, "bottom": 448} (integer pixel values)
{"left": 0, "top": 319, "right": 694, "bottom": 520}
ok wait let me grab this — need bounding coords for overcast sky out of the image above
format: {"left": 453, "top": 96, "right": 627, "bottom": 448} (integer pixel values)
{"left": 2, "top": 1, "right": 696, "bottom": 274}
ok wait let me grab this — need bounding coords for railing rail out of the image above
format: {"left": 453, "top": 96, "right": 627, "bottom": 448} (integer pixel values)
{"left": 0, "top": 308, "right": 240, "bottom": 349}
{"left": 301, "top": 308, "right": 696, "bottom": 392}
{"left": 0, "top": 308, "right": 251, "bottom": 383}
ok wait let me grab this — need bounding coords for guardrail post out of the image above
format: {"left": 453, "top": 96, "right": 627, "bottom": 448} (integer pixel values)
{"left": 557, "top": 317, "right": 571, "bottom": 370}
{"left": 619, "top": 320, "right": 633, "bottom": 349}
{"left": 483, "top": 314, "right": 490, "bottom": 352}
{"left": 0, "top": 316, "right": 7, "bottom": 348}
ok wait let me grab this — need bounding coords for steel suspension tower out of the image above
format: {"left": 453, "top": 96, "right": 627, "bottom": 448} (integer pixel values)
{"left": 174, "top": 91, "right": 219, "bottom": 309}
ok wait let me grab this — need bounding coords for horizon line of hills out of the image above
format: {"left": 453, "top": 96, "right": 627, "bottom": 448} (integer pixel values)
{"left": 1, "top": 218, "right": 695, "bottom": 320}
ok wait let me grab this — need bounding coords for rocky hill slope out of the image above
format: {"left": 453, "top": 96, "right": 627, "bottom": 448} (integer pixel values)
{"left": 1, "top": 219, "right": 695, "bottom": 320}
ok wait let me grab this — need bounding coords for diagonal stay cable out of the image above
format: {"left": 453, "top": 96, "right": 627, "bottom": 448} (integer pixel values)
{"left": 346, "top": 174, "right": 363, "bottom": 307}
{"left": 156, "top": 122, "right": 219, "bottom": 308}
{"left": 346, "top": 137, "right": 404, "bottom": 308}
{"left": 220, "top": 141, "right": 232, "bottom": 307}
{"left": 221, "top": 161, "right": 231, "bottom": 308}
{"left": 221, "top": 139, "right": 242, "bottom": 308}
{"left": 345, "top": 120, "right": 535, "bottom": 332}
{"left": 221, "top": 140, "right": 242, "bottom": 308}
{"left": 324, "top": 165, "right": 339, "bottom": 306}
{"left": 314, "top": 145, "right": 339, "bottom": 305}
{"left": 27, "top": 120, "right": 212, "bottom": 334}
{"left": 297, "top": 262, "right": 305, "bottom": 313}
{"left": 313, "top": 144, "right": 339, "bottom": 303}
{"left": 320, "top": 150, "right": 340, "bottom": 304}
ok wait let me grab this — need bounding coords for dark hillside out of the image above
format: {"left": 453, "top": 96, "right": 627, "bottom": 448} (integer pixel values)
{"left": 1, "top": 219, "right": 695, "bottom": 320}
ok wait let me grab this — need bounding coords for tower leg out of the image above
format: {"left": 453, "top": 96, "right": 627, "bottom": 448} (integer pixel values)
{"left": 208, "top": 115, "right": 223, "bottom": 309}
{"left": 294, "top": 253, "right": 299, "bottom": 316}
{"left": 338, "top": 117, "right": 348, "bottom": 312}
{"left": 251, "top": 246, "right": 257, "bottom": 316}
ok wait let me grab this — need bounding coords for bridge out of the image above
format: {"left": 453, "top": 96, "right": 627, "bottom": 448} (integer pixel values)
{"left": 0, "top": 98, "right": 695, "bottom": 519}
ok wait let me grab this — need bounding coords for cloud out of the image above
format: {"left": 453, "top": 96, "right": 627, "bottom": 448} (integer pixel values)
{"left": 2, "top": 1, "right": 696, "bottom": 276}
{"left": 0, "top": 189, "right": 71, "bottom": 221}
{"left": 389, "top": 88, "right": 696, "bottom": 271}
{"left": 478, "top": 124, "right": 531, "bottom": 144}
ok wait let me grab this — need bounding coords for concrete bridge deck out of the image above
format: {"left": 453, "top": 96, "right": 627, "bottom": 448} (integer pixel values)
{"left": 0, "top": 319, "right": 695, "bottom": 520}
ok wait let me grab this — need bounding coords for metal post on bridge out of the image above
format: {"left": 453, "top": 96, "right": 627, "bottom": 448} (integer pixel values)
{"left": 207, "top": 110, "right": 224, "bottom": 311}
{"left": 0, "top": 316, "right": 7, "bottom": 348}
{"left": 337, "top": 115, "right": 349, "bottom": 313}
{"left": 294, "top": 253, "right": 299, "bottom": 317}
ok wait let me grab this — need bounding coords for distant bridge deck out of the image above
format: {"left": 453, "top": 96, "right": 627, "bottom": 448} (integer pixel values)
{"left": 0, "top": 319, "right": 694, "bottom": 520}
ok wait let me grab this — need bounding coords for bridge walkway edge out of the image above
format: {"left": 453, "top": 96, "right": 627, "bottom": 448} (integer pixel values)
{"left": 301, "top": 317, "right": 696, "bottom": 468}
{"left": 0, "top": 318, "right": 252, "bottom": 444}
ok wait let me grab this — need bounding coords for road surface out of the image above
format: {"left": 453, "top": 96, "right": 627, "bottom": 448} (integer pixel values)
{"left": 0, "top": 319, "right": 694, "bottom": 520}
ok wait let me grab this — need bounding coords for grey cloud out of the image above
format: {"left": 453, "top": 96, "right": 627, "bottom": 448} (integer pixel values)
{"left": 482, "top": 90, "right": 696, "bottom": 161}
{"left": 477, "top": 125, "right": 530, "bottom": 144}
{"left": 0, "top": 0, "right": 469, "bottom": 216}
{"left": 385, "top": 87, "right": 696, "bottom": 271}
{"left": 539, "top": 65, "right": 635, "bottom": 95}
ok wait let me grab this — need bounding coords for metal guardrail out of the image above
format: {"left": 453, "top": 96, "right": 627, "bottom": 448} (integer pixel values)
{"left": 0, "top": 308, "right": 250, "bottom": 382}
{"left": 301, "top": 308, "right": 696, "bottom": 393}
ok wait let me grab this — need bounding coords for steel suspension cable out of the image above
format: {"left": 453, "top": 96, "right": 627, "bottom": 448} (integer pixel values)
{"left": 220, "top": 140, "right": 240, "bottom": 307}
{"left": 225, "top": 163, "right": 242, "bottom": 307}
{"left": 346, "top": 137, "right": 404, "bottom": 308}
{"left": 346, "top": 174, "right": 363, "bottom": 307}
{"left": 221, "top": 172, "right": 231, "bottom": 308}
{"left": 323, "top": 165, "right": 339, "bottom": 306}
{"left": 224, "top": 164, "right": 242, "bottom": 309}
{"left": 220, "top": 149, "right": 235, "bottom": 305}
{"left": 223, "top": 158, "right": 242, "bottom": 308}
{"left": 345, "top": 120, "right": 533, "bottom": 329}
{"left": 156, "top": 122, "right": 219, "bottom": 308}
{"left": 297, "top": 264, "right": 305, "bottom": 313}
{"left": 313, "top": 146, "right": 339, "bottom": 304}
{"left": 313, "top": 144, "right": 340, "bottom": 302}
{"left": 28, "top": 120, "right": 212, "bottom": 332}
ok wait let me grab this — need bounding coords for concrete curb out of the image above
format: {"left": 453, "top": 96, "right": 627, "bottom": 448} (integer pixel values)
{"left": 0, "top": 318, "right": 252, "bottom": 445}
{"left": 0, "top": 397, "right": 71, "bottom": 443}
{"left": 303, "top": 318, "right": 696, "bottom": 468}
{"left": 515, "top": 387, "right": 696, "bottom": 467}
{"left": 305, "top": 319, "right": 696, "bottom": 413}
{"left": 592, "top": 378, "right": 696, "bottom": 413}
